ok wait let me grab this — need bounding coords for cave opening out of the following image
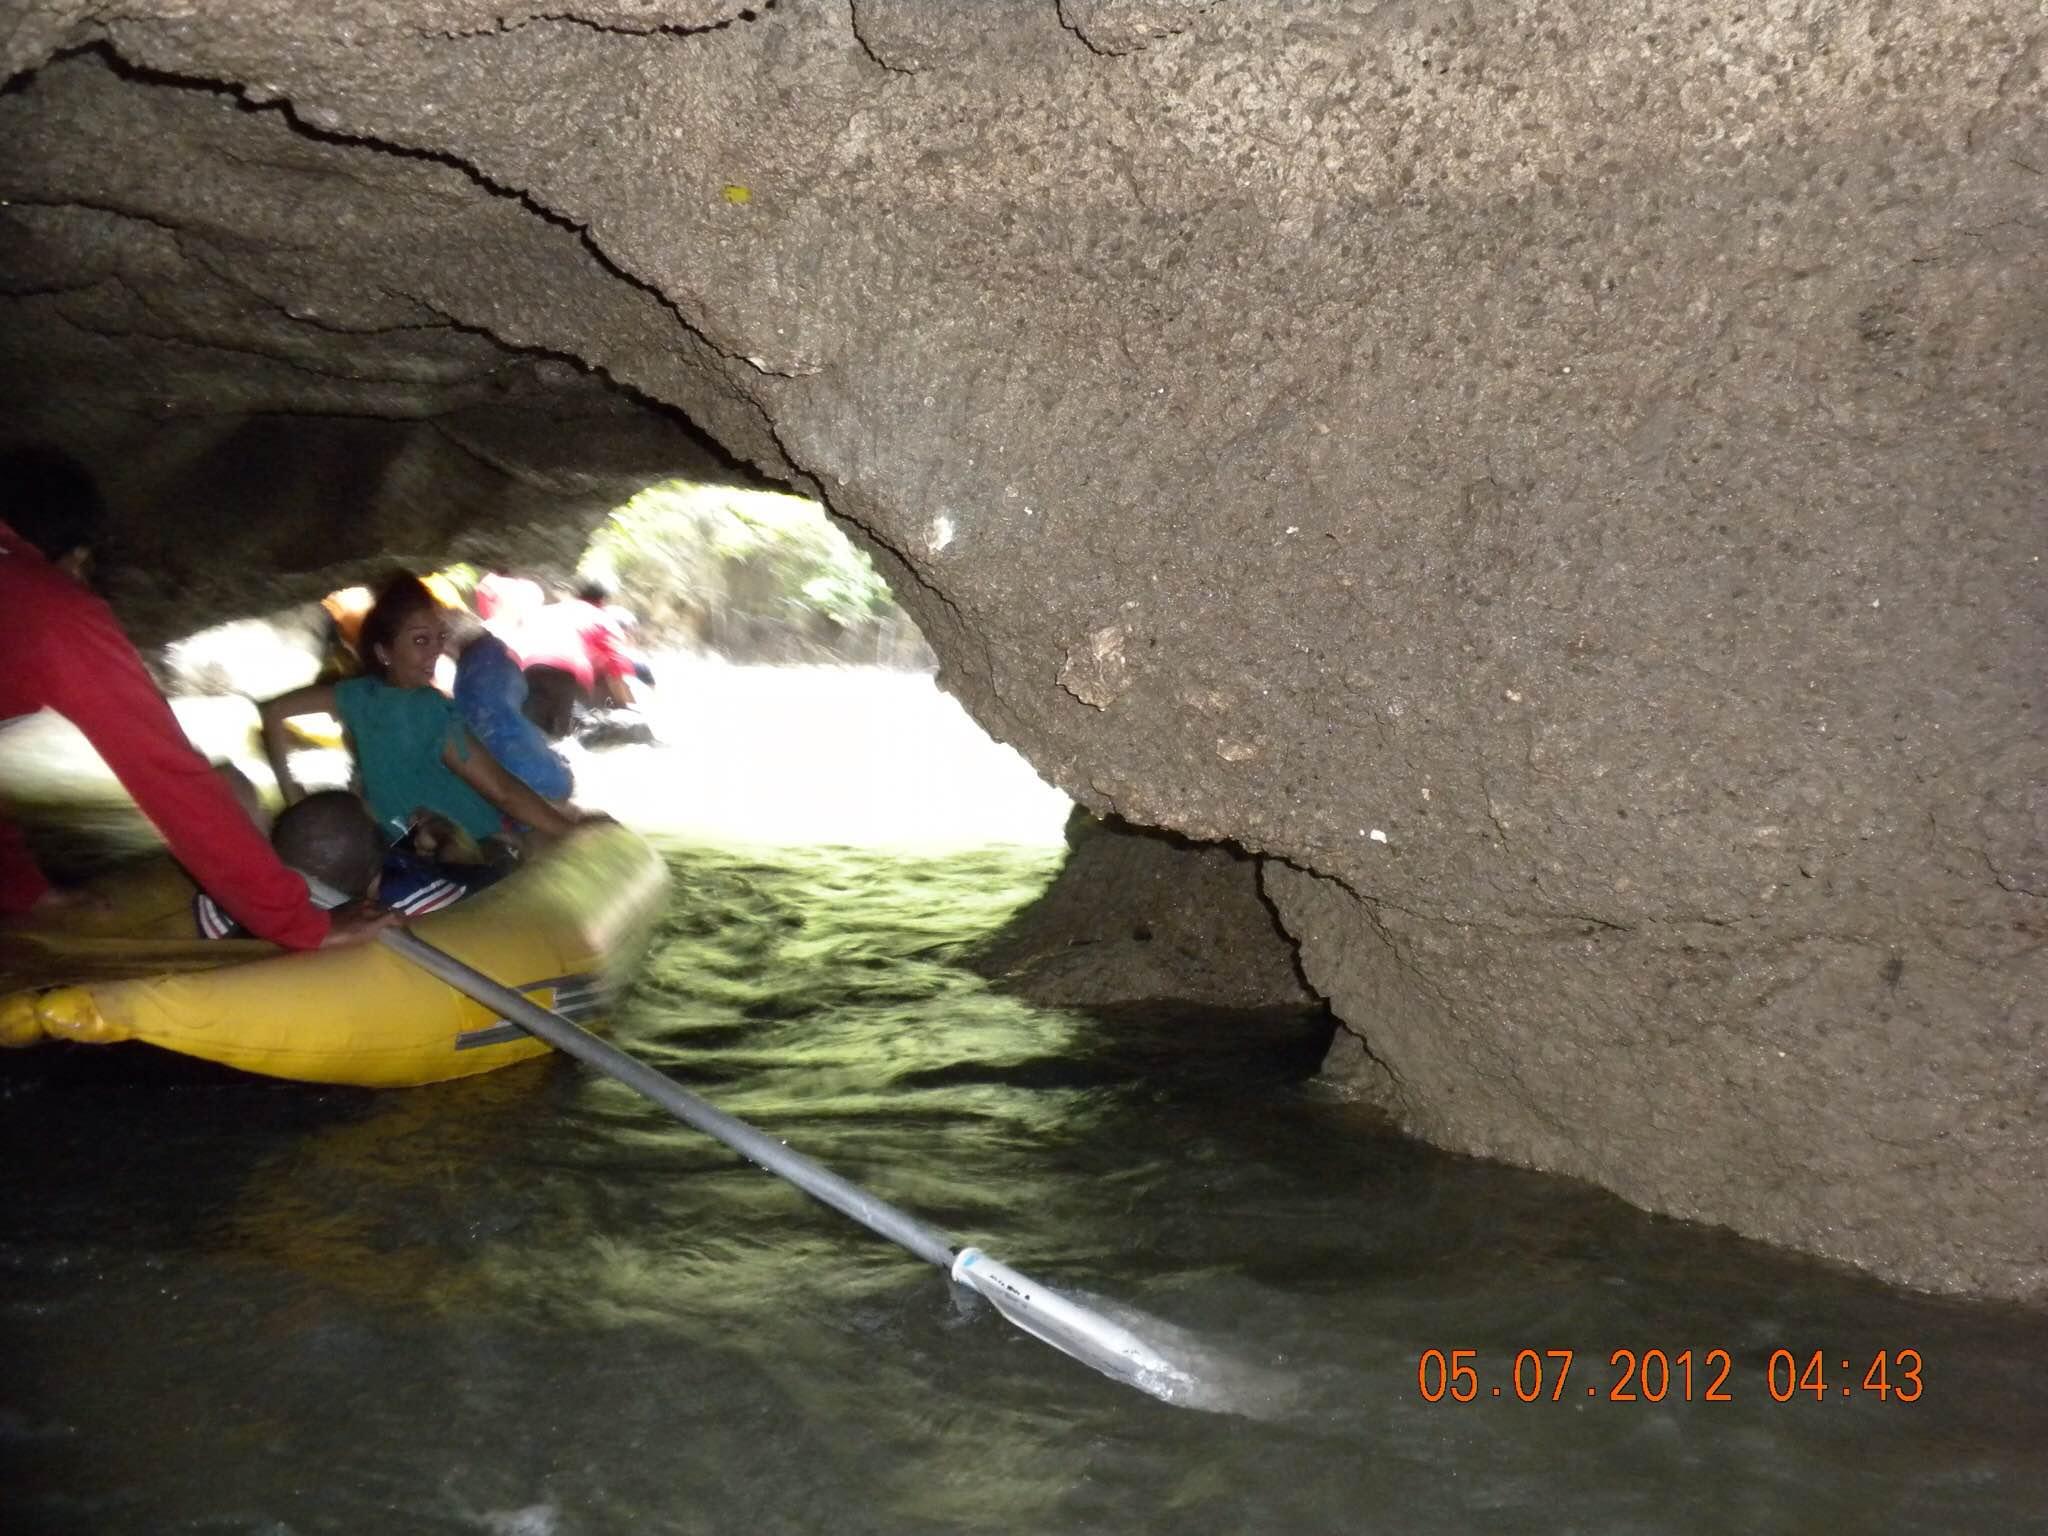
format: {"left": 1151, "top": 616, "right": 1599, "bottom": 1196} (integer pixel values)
{"left": 144, "top": 473, "right": 1075, "bottom": 854}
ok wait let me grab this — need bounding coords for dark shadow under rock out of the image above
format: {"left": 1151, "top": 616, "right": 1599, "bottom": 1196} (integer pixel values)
{"left": 968, "top": 809, "right": 1316, "bottom": 1011}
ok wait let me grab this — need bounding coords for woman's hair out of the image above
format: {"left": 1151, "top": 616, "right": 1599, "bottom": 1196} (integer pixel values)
{"left": 356, "top": 571, "right": 439, "bottom": 680}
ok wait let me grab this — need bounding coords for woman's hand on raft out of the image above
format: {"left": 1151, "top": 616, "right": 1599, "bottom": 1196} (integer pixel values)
{"left": 319, "top": 901, "right": 404, "bottom": 949}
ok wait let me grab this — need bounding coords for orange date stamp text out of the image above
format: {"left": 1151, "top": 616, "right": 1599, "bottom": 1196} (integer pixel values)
{"left": 1414, "top": 1348, "right": 1923, "bottom": 1404}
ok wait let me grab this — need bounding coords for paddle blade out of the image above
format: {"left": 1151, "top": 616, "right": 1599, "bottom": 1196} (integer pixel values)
{"left": 949, "top": 1247, "right": 1214, "bottom": 1408}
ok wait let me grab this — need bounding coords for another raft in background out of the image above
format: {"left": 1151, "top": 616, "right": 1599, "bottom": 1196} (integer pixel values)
{"left": 0, "top": 823, "right": 668, "bottom": 1087}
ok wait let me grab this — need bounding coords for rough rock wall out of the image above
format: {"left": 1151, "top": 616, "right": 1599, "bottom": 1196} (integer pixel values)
{"left": 0, "top": 44, "right": 751, "bottom": 640}
{"left": 1, "top": 2, "right": 2041, "bottom": 1296}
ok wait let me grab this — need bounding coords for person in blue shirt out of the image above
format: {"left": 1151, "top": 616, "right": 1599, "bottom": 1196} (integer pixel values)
{"left": 451, "top": 629, "right": 574, "bottom": 804}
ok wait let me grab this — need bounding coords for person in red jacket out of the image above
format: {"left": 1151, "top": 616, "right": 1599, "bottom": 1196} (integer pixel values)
{"left": 0, "top": 446, "right": 392, "bottom": 949}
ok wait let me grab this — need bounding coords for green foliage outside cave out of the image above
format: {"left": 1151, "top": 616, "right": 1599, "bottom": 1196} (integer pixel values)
{"left": 582, "top": 481, "right": 933, "bottom": 669}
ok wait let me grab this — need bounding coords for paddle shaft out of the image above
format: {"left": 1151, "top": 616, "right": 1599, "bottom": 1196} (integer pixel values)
{"left": 381, "top": 927, "right": 957, "bottom": 1268}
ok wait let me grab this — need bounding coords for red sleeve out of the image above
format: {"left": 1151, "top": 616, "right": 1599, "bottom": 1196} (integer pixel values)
{"left": 579, "top": 609, "right": 632, "bottom": 681}
{"left": 0, "top": 814, "right": 53, "bottom": 917}
{"left": 32, "top": 592, "right": 330, "bottom": 949}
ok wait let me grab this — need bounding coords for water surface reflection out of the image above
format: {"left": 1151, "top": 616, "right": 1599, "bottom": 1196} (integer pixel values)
{"left": 4, "top": 840, "right": 2046, "bottom": 1534}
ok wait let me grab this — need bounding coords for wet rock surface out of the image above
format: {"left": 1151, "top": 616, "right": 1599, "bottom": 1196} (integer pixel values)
{"left": 1, "top": 2, "right": 2042, "bottom": 1296}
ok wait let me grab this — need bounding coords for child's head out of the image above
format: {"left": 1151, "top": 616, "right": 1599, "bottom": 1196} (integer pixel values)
{"left": 272, "top": 791, "right": 384, "bottom": 903}
{"left": 358, "top": 571, "right": 446, "bottom": 688}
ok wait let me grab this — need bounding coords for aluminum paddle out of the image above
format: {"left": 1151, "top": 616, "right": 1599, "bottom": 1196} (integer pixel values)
{"left": 381, "top": 926, "right": 1207, "bottom": 1407}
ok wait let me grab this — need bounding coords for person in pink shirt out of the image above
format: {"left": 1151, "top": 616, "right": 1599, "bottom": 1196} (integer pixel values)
{"left": 499, "top": 578, "right": 646, "bottom": 710}
{"left": 472, "top": 572, "right": 545, "bottom": 629}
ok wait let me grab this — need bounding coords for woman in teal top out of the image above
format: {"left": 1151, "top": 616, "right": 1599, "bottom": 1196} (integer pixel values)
{"left": 261, "top": 573, "right": 582, "bottom": 852}
{"left": 332, "top": 671, "right": 503, "bottom": 843}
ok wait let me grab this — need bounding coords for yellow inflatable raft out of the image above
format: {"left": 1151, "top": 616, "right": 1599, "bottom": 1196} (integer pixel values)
{"left": 0, "top": 823, "right": 668, "bottom": 1087}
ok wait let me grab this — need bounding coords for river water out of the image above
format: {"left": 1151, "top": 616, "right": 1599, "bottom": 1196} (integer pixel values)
{"left": 3, "top": 669, "right": 2046, "bottom": 1534}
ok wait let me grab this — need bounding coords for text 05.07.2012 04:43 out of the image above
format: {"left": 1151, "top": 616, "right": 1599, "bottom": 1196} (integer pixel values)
{"left": 1414, "top": 1348, "right": 1923, "bottom": 1405}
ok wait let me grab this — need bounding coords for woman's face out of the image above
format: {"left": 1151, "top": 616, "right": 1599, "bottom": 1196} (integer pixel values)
{"left": 377, "top": 606, "right": 446, "bottom": 689}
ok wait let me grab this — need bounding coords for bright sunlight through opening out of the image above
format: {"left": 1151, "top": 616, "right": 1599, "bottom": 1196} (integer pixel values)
{"left": 1, "top": 479, "right": 1072, "bottom": 857}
